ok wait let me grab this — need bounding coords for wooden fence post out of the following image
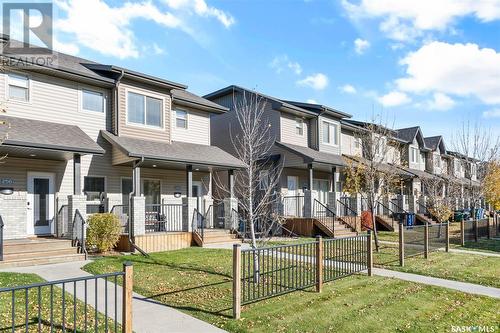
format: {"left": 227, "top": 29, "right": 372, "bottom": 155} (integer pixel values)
{"left": 233, "top": 244, "right": 241, "bottom": 319}
{"left": 424, "top": 223, "right": 429, "bottom": 259}
{"left": 122, "top": 262, "right": 133, "bottom": 333}
{"left": 316, "top": 236, "right": 323, "bottom": 292}
{"left": 445, "top": 222, "right": 450, "bottom": 252}
{"left": 367, "top": 230, "right": 373, "bottom": 276}
{"left": 474, "top": 219, "right": 478, "bottom": 242}
{"left": 460, "top": 220, "right": 465, "bottom": 246}
{"left": 399, "top": 223, "right": 404, "bottom": 266}
{"left": 487, "top": 217, "right": 491, "bottom": 239}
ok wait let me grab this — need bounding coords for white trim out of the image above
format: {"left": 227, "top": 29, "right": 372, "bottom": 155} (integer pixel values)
{"left": 294, "top": 117, "right": 304, "bottom": 136}
{"left": 78, "top": 85, "right": 107, "bottom": 115}
{"left": 27, "top": 171, "right": 55, "bottom": 236}
{"left": 321, "top": 119, "right": 340, "bottom": 147}
{"left": 5, "top": 71, "right": 33, "bottom": 104}
{"left": 124, "top": 87, "right": 166, "bottom": 131}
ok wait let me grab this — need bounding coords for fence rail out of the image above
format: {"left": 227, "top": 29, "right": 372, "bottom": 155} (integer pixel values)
{"left": 73, "top": 209, "right": 87, "bottom": 260}
{"left": 398, "top": 222, "right": 450, "bottom": 266}
{"left": 233, "top": 232, "right": 372, "bottom": 318}
{"left": 144, "top": 204, "right": 184, "bottom": 233}
{"left": 281, "top": 195, "right": 305, "bottom": 217}
{"left": 313, "top": 199, "right": 336, "bottom": 233}
{"left": 57, "top": 204, "right": 69, "bottom": 238}
{"left": 0, "top": 263, "right": 133, "bottom": 333}
{"left": 338, "top": 197, "right": 357, "bottom": 216}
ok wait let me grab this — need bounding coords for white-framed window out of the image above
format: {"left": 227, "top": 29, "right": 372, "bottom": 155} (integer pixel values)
{"left": 354, "top": 137, "right": 361, "bottom": 149}
{"left": 377, "top": 137, "right": 386, "bottom": 156}
{"left": 322, "top": 121, "right": 339, "bottom": 145}
{"left": 259, "top": 170, "right": 269, "bottom": 190}
{"left": 410, "top": 147, "right": 419, "bottom": 163}
{"left": 127, "top": 91, "right": 163, "bottom": 128}
{"left": 84, "top": 176, "right": 105, "bottom": 201}
{"left": 434, "top": 155, "right": 441, "bottom": 168}
{"left": 175, "top": 109, "right": 188, "bottom": 129}
{"left": 82, "top": 89, "right": 105, "bottom": 113}
{"left": 8, "top": 73, "right": 29, "bottom": 101}
{"left": 471, "top": 163, "right": 476, "bottom": 176}
{"left": 295, "top": 118, "right": 304, "bottom": 136}
{"left": 454, "top": 160, "right": 461, "bottom": 173}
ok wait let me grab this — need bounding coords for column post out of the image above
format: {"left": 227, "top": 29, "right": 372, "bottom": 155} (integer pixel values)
{"left": 131, "top": 196, "right": 145, "bottom": 236}
{"left": 224, "top": 197, "right": 238, "bottom": 230}
{"left": 68, "top": 194, "right": 87, "bottom": 239}
{"left": 186, "top": 165, "right": 193, "bottom": 198}
{"left": 367, "top": 230, "right": 373, "bottom": 276}
{"left": 474, "top": 219, "right": 478, "bottom": 242}
{"left": 73, "top": 154, "right": 81, "bottom": 195}
{"left": 460, "top": 219, "right": 465, "bottom": 246}
{"left": 232, "top": 244, "right": 241, "bottom": 319}
{"left": 303, "top": 190, "right": 317, "bottom": 218}
{"left": 445, "top": 222, "right": 450, "bottom": 252}
{"left": 399, "top": 222, "right": 404, "bottom": 266}
{"left": 307, "top": 163, "right": 313, "bottom": 191}
{"left": 424, "top": 222, "right": 429, "bottom": 259}
{"left": 316, "top": 236, "right": 323, "bottom": 292}
{"left": 228, "top": 169, "right": 235, "bottom": 199}
{"left": 122, "top": 262, "right": 133, "bottom": 333}
{"left": 182, "top": 197, "right": 197, "bottom": 232}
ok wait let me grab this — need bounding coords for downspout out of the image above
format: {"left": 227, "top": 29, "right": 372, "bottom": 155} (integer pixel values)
{"left": 114, "top": 69, "right": 125, "bottom": 135}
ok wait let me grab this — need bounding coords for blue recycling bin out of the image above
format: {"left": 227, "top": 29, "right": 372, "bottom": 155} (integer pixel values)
{"left": 406, "top": 213, "right": 415, "bottom": 226}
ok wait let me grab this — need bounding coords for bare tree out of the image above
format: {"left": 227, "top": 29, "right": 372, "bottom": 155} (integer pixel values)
{"left": 343, "top": 116, "right": 402, "bottom": 251}
{"left": 451, "top": 120, "right": 500, "bottom": 212}
{"left": 213, "top": 91, "right": 283, "bottom": 249}
{"left": 421, "top": 177, "right": 461, "bottom": 223}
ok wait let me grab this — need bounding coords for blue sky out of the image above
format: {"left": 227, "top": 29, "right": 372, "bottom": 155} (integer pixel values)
{"left": 6, "top": 0, "right": 500, "bottom": 143}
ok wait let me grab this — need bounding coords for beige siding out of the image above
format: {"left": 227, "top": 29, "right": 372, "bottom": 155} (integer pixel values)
{"left": 280, "top": 112, "right": 308, "bottom": 147}
{"left": 318, "top": 115, "right": 341, "bottom": 155}
{"left": 117, "top": 79, "right": 171, "bottom": 143}
{"left": 171, "top": 106, "right": 210, "bottom": 145}
{"left": 309, "top": 118, "right": 318, "bottom": 149}
{"left": 408, "top": 139, "right": 425, "bottom": 171}
{"left": 280, "top": 168, "right": 330, "bottom": 193}
{"left": 341, "top": 130, "right": 361, "bottom": 157}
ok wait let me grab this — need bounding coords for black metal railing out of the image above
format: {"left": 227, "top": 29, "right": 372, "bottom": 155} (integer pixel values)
{"left": 428, "top": 223, "right": 447, "bottom": 251}
{"left": 416, "top": 197, "right": 428, "bottom": 215}
{"left": 192, "top": 208, "right": 206, "bottom": 240}
{"left": 374, "top": 200, "right": 401, "bottom": 229}
{"left": 213, "top": 201, "right": 226, "bottom": 229}
{"left": 313, "top": 199, "right": 336, "bottom": 234}
{"left": 337, "top": 197, "right": 357, "bottom": 216}
{"left": 402, "top": 224, "right": 426, "bottom": 257}
{"left": 477, "top": 218, "right": 489, "bottom": 239}
{"left": 144, "top": 203, "right": 184, "bottom": 233}
{"left": 111, "top": 205, "right": 129, "bottom": 234}
{"left": 0, "top": 270, "right": 127, "bottom": 332}
{"left": 281, "top": 195, "right": 305, "bottom": 217}
{"left": 323, "top": 235, "right": 368, "bottom": 282}
{"left": 86, "top": 202, "right": 105, "bottom": 215}
{"left": 73, "top": 209, "right": 87, "bottom": 260}
{"left": 0, "top": 215, "right": 3, "bottom": 261}
{"left": 57, "top": 204, "right": 69, "bottom": 238}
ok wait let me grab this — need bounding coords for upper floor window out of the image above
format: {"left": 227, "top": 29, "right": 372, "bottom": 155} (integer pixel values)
{"left": 84, "top": 176, "right": 105, "bottom": 201}
{"left": 259, "top": 170, "right": 269, "bottom": 190}
{"left": 471, "top": 163, "right": 476, "bottom": 176}
{"left": 295, "top": 118, "right": 304, "bottom": 136}
{"left": 8, "top": 73, "right": 29, "bottom": 101}
{"left": 175, "top": 109, "right": 188, "bottom": 129}
{"left": 127, "top": 91, "right": 162, "bottom": 128}
{"left": 82, "top": 89, "right": 104, "bottom": 113}
{"left": 434, "top": 155, "right": 441, "bottom": 168}
{"left": 354, "top": 138, "right": 361, "bottom": 149}
{"left": 410, "top": 147, "right": 419, "bottom": 163}
{"left": 322, "top": 121, "right": 339, "bottom": 145}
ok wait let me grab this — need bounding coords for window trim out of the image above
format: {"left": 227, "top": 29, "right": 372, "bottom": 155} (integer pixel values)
{"left": 83, "top": 175, "right": 107, "bottom": 201}
{"left": 321, "top": 119, "right": 339, "bottom": 146}
{"left": 410, "top": 147, "right": 419, "bottom": 163}
{"left": 6, "top": 72, "right": 31, "bottom": 103}
{"left": 125, "top": 87, "right": 165, "bottom": 131}
{"left": 294, "top": 117, "right": 304, "bottom": 136}
{"left": 259, "top": 170, "right": 270, "bottom": 190}
{"left": 174, "top": 108, "right": 189, "bottom": 129}
{"left": 80, "top": 87, "right": 106, "bottom": 114}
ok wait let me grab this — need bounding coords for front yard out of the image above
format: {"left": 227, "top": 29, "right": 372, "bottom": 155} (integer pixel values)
{"left": 84, "top": 248, "right": 499, "bottom": 333}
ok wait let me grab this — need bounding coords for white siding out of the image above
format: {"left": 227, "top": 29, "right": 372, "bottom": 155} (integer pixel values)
{"left": 341, "top": 130, "right": 361, "bottom": 156}
{"left": 171, "top": 106, "right": 210, "bottom": 145}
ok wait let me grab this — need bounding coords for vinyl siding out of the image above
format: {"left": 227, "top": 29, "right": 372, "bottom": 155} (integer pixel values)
{"left": 309, "top": 118, "right": 318, "bottom": 150}
{"left": 117, "top": 79, "right": 171, "bottom": 143}
{"left": 171, "top": 105, "right": 210, "bottom": 145}
{"left": 341, "top": 129, "right": 362, "bottom": 157}
{"left": 318, "top": 116, "right": 341, "bottom": 155}
{"left": 280, "top": 168, "right": 330, "bottom": 193}
{"left": 280, "top": 112, "right": 308, "bottom": 147}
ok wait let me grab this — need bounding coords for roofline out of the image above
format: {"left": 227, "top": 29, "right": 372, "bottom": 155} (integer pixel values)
{"left": 283, "top": 100, "right": 353, "bottom": 119}
{"left": 275, "top": 141, "right": 346, "bottom": 166}
{"left": 3, "top": 140, "right": 104, "bottom": 155}
{"left": 172, "top": 95, "right": 228, "bottom": 114}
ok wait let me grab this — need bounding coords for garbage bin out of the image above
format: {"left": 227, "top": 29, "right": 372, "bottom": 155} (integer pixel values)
{"left": 454, "top": 211, "right": 464, "bottom": 222}
{"left": 406, "top": 213, "right": 415, "bottom": 226}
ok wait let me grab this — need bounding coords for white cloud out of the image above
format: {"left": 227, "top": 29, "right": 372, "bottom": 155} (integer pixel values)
{"left": 354, "top": 38, "right": 370, "bottom": 54}
{"left": 270, "top": 55, "right": 302, "bottom": 75}
{"left": 378, "top": 91, "right": 411, "bottom": 107}
{"left": 425, "top": 92, "right": 456, "bottom": 111}
{"left": 152, "top": 43, "right": 166, "bottom": 55}
{"left": 306, "top": 99, "right": 318, "bottom": 104}
{"left": 54, "top": 0, "right": 234, "bottom": 59}
{"left": 296, "top": 73, "right": 329, "bottom": 90}
{"left": 396, "top": 42, "right": 500, "bottom": 105}
{"left": 342, "top": 0, "right": 500, "bottom": 41}
{"left": 483, "top": 108, "right": 500, "bottom": 118}
{"left": 340, "top": 84, "right": 357, "bottom": 94}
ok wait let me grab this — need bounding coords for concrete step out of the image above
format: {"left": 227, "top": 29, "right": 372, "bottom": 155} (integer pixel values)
{"left": 3, "top": 248, "right": 79, "bottom": 261}
{"left": 0, "top": 254, "right": 86, "bottom": 269}
{"left": 4, "top": 238, "right": 73, "bottom": 254}
{"left": 202, "top": 236, "right": 239, "bottom": 244}
{"left": 333, "top": 232, "right": 358, "bottom": 238}
{"left": 202, "top": 239, "right": 242, "bottom": 246}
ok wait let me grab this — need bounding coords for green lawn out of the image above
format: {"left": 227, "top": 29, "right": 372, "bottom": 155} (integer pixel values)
{"left": 0, "top": 272, "right": 119, "bottom": 332}
{"left": 84, "top": 248, "right": 499, "bottom": 333}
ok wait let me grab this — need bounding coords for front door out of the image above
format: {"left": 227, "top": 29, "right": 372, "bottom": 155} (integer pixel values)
{"left": 286, "top": 176, "right": 299, "bottom": 216}
{"left": 192, "top": 181, "right": 202, "bottom": 211}
{"left": 27, "top": 172, "right": 55, "bottom": 235}
{"left": 313, "top": 179, "right": 329, "bottom": 204}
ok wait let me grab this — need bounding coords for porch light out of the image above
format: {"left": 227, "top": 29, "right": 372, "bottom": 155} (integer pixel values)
{"left": 0, "top": 187, "right": 14, "bottom": 195}
{"left": 29, "top": 154, "right": 36, "bottom": 157}
{"left": 174, "top": 192, "right": 181, "bottom": 198}
{"left": 195, "top": 168, "right": 199, "bottom": 171}
{"left": 152, "top": 164, "right": 157, "bottom": 168}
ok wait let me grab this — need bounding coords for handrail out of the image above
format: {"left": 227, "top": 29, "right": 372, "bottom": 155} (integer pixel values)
{"left": 337, "top": 198, "right": 358, "bottom": 216}
{"left": 313, "top": 199, "right": 336, "bottom": 233}
{"left": 0, "top": 215, "right": 4, "bottom": 261}
{"left": 390, "top": 197, "right": 409, "bottom": 215}
{"left": 192, "top": 208, "right": 205, "bottom": 241}
{"left": 416, "top": 198, "right": 429, "bottom": 215}
{"left": 375, "top": 199, "right": 397, "bottom": 216}
{"left": 73, "top": 209, "right": 88, "bottom": 260}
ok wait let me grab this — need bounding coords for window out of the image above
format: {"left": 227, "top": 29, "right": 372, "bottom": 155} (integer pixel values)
{"left": 434, "top": 155, "right": 441, "bottom": 168}
{"left": 322, "top": 121, "right": 339, "bottom": 145}
{"left": 127, "top": 91, "right": 162, "bottom": 127}
{"left": 410, "top": 147, "right": 419, "bottom": 163}
{"left": 377, "top": 137, "right": 386, "bottom": 156}
{"left": 295, "top": 118, "right": 303, "bottom": 135}
{"left": 471, "top": 164, "right": 476, "bottom": 176}
{"left": 175, "top": 109, "right": 187, "bottom": 129}
{"left": 8, "top": 73, "right": 29, "bottom": 101}
{"left": 455, "top": 160, "right": 461, "bottom": 173}
{"left": 82, "top": 89, "right": 104, "bottom": 113}
{"left": 259, "top": 170, "right": 269, "bottom": 190}
{"left": 354, "top": 138, "right": 361, "bottom": 149}
{"left": 84, "top": 176, "right": 105, "bottom": 201}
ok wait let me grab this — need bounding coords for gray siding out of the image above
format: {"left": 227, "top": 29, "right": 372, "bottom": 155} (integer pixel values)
{"left": 280, "top": 112, "right": 308, "bottom": 147}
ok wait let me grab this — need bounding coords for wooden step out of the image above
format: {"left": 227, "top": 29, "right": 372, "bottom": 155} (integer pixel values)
{"left": 3, "top": 248, "right": 78, "bottom": 261}
{"left": 4, "top": 239, "right": 73, "bottom": 254}
{"left": 0, "top": 254, "right": 86, "bottom": 269}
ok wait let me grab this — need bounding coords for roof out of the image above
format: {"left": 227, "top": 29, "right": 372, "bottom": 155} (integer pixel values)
{"left": 275, "top": 141, "right": 346, "bottom": 166}
{"left": 101, "top": 130, "right": 246, "bottom": 169}
{"left": 203, "top": 85, "right": 316, "bottom": 117}
{"left": 343, "top": 155, "right": 414, "bottom": 178}
{"left": 171, "top": 89, "right": 228, "bottom": 113}
{"left": 423, "top": 136, "right": 442, "bottom": 151}
{"left": 400, "top": 166, "right": 441, "bottom": 181}
{"left": 0, "top": 115, "right": 104, "bottom": 155}
{"left": 396, "top": 126, "right": 420, "bottom": 143}
{"left": 282, "top": 101, "right": 352, "bottom": 119}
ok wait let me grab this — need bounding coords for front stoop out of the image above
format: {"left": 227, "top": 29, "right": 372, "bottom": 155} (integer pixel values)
{"left": 0, "top": 238, "right": 85, "bottom": 269}
{"left": 194, "top": 229, "right": 242, "bottom": 247}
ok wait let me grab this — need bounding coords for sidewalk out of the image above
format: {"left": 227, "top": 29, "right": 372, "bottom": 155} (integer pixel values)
{"left": 0, "top": 261, "right": 226, "bottom": 333}
{"left": 379, "top": 240, "right": 500, "bottom": 257}
{"left": 373, "top": 268, "right": 500, "bottom": 299}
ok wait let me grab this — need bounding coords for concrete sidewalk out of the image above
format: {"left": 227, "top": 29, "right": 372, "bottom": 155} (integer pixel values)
{"left": 379, "top": 240, "right": 500, "bottom": 257}
{"left": 0, "top": 261, "right": 226, "bottom": 333}
{"left": 373, "top": 268, "right": 500, "bottom": 299}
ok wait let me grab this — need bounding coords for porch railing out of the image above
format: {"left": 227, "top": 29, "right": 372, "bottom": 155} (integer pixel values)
{"left": 192, "top": 208, "right": 206, "bottom": 241}
{"left": 0, "top": 215, "right": 3, "bottom": 261}
{"left": 281, "top": 195, "right": 305, "bottom": 217}
{"left": 110, "top": 205, "right": 129, "bottom": 234}
{"left": 57, "top": 205, "right": 69, "bottom": 238}
{"left": 337, "top": 198, "right": 357, "bottom": 217}
{"left": 86, "top": 201, "right": 104, "bottom": 215}
{"left": 375, "top": 199, "right": 401, "bottom": 230}
{"left": 313, "top": 199, "right": 336, "bottom": 234}
{"left": 144, "top": 203, "right": 184, "bottom": 233}
{"left": 72, "top": 209, "right": 87, "bottom": 260}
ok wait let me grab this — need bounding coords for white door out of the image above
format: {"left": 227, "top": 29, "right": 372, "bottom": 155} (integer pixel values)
{"left": 27, "top": 172, "right": 55, "bottom": 235}
{"left": 192, "top": 181, "right": 202, "bottom": 211}
{"left": 286, "top": 176, "right": 299, "bottom": 216}
{"left": 314, "top": 179, "right": 329, "bottom": 205}
{"left": 287, "top": 176, "right": 298, "bottom": 195}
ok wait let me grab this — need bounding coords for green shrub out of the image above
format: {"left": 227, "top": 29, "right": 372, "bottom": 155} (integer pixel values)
{"left": 86, "top": 213, "right": 121, "bottom": 253}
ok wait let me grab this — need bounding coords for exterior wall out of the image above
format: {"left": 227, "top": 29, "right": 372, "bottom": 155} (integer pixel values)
{"left": 279, "top": 112, "right": 308, "bottom": 147}
{"left": 279, "top": 168, "right": 330, "bottom": 194}
{"left": 386, "top": 143, "right": 400, "bottom": 164}
{"left": 341, "top": 129, "right": 362, "bottom": 157}
{"left": 318, "top": 115, "right": 341, "bottom": 155}
{"left": 309, "top": 118, "right": 318, "bottom": 150}
{"left": 117, "top": 79, "right": 171, "bottom": 143}
{"left": 408, "top": 139, "right": 425, "bottom": 171}
{"left": 171, "top": 105, "right": 211, "bottom": 145}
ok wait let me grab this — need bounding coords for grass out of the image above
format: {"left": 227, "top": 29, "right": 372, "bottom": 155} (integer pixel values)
{"left": 0, "top": 272, "right": 120, "bottom": 332}
{"left": 84, "top": 248, "right": 499, "bottom": 333}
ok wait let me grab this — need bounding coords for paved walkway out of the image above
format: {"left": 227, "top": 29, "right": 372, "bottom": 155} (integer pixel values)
{"left": 379, "top": 240, "right": 500, "bottom": 257}
{"left": 373, "top": 268, "right": 500, "bottom": 299}
{"left": 0, "top": 261, "right": 226, "bottom": 333}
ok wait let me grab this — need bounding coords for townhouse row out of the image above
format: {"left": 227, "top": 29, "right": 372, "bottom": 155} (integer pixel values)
{"left": 0, "top": 41, "right": 482, "bottom": 250}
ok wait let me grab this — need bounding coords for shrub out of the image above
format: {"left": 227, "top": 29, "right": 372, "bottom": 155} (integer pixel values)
{"left": 86, "top": 213, "right": 121, "bottom": 253}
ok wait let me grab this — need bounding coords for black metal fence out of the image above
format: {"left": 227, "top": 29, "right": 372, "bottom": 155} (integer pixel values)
{"left": 338, "top": 196, "right": 357, "bottom": 216}
{"left": 281, "top": 196, "right": 304, "bottom": 217}
{"left": 402, "top": 225, "right": 426, "bottom": 257}
{"left": 144, "top": 203, "right": 184, "bottom": 233}
{"left": 477, "top": 219, "right": 489, "bottom": 239}
{"left": 427, "top": 223, "right": 447, "bottom": 251}
{"left": 57, "top": 204, "right": 70, "bottom": 238}
{"left": 73, "top": 209, "right": 87, "bottom": 259}
{"left": 323, "top": 235, "right": 368, "bottom": 282}
{"left": 0, "top": 263, "right": 133, "bottom": 332}
{"left": 399, "top": 223, "right": 450, "bottom": 266}
{"left": 313, "top": 200, "right": 336, "bottom": 233}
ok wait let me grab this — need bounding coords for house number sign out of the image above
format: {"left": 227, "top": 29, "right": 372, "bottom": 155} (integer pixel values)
{"left": 0, "top": 178, "right": 14, "bottom": 185}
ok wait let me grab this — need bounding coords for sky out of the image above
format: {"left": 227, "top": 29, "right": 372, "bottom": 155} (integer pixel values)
{"left": 4, "top": 0, "right": 500, "bottom": 143}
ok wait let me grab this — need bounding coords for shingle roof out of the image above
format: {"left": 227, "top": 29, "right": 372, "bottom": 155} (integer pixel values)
{"left": 343, "top": 155, "right": 414, "bottom": 178}
{"left": 275, "top": 142, "right": 346, "bottom": 166}
{"left": 282, "top": 100, "right": 352, "bottom": 119}
{"left": 172, "top": 89, "right": 229, "bottom": 113}
{"left": 0, "top": 115, "right": 104, "bottom": 154}
{"left": 424, "top": 136, "right": 442, "bottom": 151}
{"left": 101, "top": 130, "right": 246, "bottom": 169}
{"left": 396, "top": 126, "right": 420, "bottom": 143}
